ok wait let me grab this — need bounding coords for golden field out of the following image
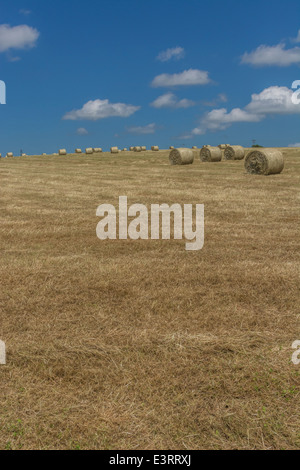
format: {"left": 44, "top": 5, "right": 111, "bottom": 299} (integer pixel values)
{"left": 0, "top": 148, "right": 299, "bottom": 450}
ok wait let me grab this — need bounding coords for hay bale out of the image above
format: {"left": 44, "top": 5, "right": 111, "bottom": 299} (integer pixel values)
{"left": 169, "top": 146, "right": 174, "bottom": 150}
{"left": 192, "top": 146, "right": 198, "bottom": 149}
{"left": 244, "top": 149, "right": 284, "bottom": 175}
{"left": 218, "top": 144, "right": 226, "bottom": 150}
{"left": 169, "top": 148, "right": 194, "bottom": 166}
{"left": 224, "top": 145, "right": 245, "bottom": 161}
{"left": 141, "top": 146, "right": 146, "bottom": 151}
{"left": 134, "top": 146, "right": 142, "bottom": 152}
{"left": 200, "top": 146, "right": 222, "bottom": 162}
{"left": 59, "top": 149, "right": 67, "bottom": 156}
{"left": 21, "top": 153, "right": 26, "bottom": 157}
{"left": 75, "top": 149, "right": 82, "bottom": 154}
{"left": 111, "top": 147, "right": 119, "bottom": 154}
{"left": 122, "top": 148, "right": 128, "bottom": 151}
{"left": 42, "top": 153, "right": 47, "bottom": 156}
{"left": 6, "top": 152, "right": 13, "bottom": 158}
{"left": 129, "top": 146, "right": 135, "bottom": 151}
{"left": 86, "top": 148, "right": 93, "bottom": 154}
{"left": 151, "top": 146, "right": 159, "bottom": 151}
{"left": 93, "top": 148, "right": 102, "bottom": 153}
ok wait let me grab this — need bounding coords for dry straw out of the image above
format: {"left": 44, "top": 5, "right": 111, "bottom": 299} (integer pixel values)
{"left": 59, "top": 149, "right": 67, "bottom": 156}
{"left": 245, "top": 148, "right": 284, "bottom": 175}
{"left": 151, "top": 146, "right": 159, "bottom": 151}
{"left": 169, "top": 148, "right": 194, "bottom": 165}
{"left": 169, "top": 146, "right": 174, "bottom": 150}
{"left": 6, "top": 152, "right": 13, "bottom": 158}
{"left": 75, "top": 149, "right": 82, "bottom": 154}
{"left": 129, "top": 146, "right": 135, "bottom": 151}
{"left": 86, "top": 148, "right": 93, "bottom": 154}
{"left": 93, "top": 148, "right": 103, "bottom": 153}
{"left": 200, "top": 146, "right": 222, "bottom": 162}
{"left": 111, "top": 147, "right": 119, "bottom": 154}
{"left": 122, "top": 148, "right": 128, "bottom": 151}
{"left": 192, "top": 146, "right": 198, "bottom": 149}
{"left": 141, "top": 146, "right": 147, "bottom": 151}
{"left": 134, "top": 146, "right": 142, "bottom": 152}
{"left": 218, "top": 144, "right": 226, "bottom": 150}
{"left": 224, "top": 145, "right": 245, "bottom": 161}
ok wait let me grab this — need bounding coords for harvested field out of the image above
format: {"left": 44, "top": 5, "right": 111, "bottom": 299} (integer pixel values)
{"left": 0, "top": 148, "right": 299, "bottom": 450}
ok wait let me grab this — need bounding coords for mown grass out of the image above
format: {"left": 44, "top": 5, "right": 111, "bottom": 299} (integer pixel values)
{"left": 0, "top": 148, "right": 299, "bottom": 450}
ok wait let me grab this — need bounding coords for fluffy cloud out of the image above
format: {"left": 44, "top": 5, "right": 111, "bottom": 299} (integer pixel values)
{"left": 241, "top": 43, "right": 300, "bottom": 67}
{"left": 0, "top": 24, "right": 39, "bottom": 52}
{"left": 151, "top": 69, "right": 211, "bottom": 87}
{"left": 76, "top": 127, "right": 89, "bottom": 135}
{"left": 127, "top": 123, "right": 157, "bottom": 135}
{"left": 156, "top": 47, "right": 185, "bottom": 62}
{"left": 19, "top": 9, "right": 31, "bottom": 16}
{"left": 192, "top": 86, "right": 300, "bottom": 135}
{"left": 288, "top": 143, "right": 300, "bottom": 147}
{"left": 202, "top": 93, "right": 228, "bottom": 107}
{"left": 151, "top": 92, "right": 195, "bottom": 109}
{"left": 63, "top": 99, "right": 140, "bottom": 121}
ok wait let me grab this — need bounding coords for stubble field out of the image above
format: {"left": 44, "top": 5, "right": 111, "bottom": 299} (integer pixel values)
{"left": 0, "top": 148, "right": 299, "bottom": 450}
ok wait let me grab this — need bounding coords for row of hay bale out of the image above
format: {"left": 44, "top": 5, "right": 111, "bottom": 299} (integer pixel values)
{"left": 169, "top": 147, "right": 284, "bottom": 175}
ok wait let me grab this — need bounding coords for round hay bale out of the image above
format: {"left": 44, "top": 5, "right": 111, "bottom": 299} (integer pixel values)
{"left": 122, "top": 148, "right": 128, "bottom": 151}
{"left": 141, "top": 146, "right": 146, "bottom": 151}
{"left": 75, "top": 149, "right": 82, "bottom": 154}
{"left": 224, "top": 145, "right": 245, "bottom": 161}
{"left": 22, "top": 153, "right": 26, "bottom": 157}
{"left": 59, "top": 149, "right": 67, "bottom": 156}
{"left": 218, "top": 144, "right": 226, "bottom": 150}
{"left": 169, "top": 148, "right": 194, "bottom": 166}
{"left": 200, "top": 146, "right": 222, "bottom": 162}
{"left": 6, "top": 152, "right": 13, "bottom": 158}
{"left": 169, "top": 146, "right": 174, "bottom": 150}
{"left": 129, "top": 146, "right": 135, "bottom": 151}
{"left": 192, "top": 146, "right": 198, "bottom": 149}
{"left": 111, "top": 147, "right": 119, "bottom": 154}
{"left": 93, "top": 148, "right": 102, "bottom": 153}
{"left": 134, "top": 146, "right": 142, "bottom": 152}
{"left": 244, "top": 149, "right": 284, "bottom": 175}
{"left": 151, "top": 146, "right": 159, "bottom": 151}
{"left": 86, "top": 148, "right": 93, "bottom": 154}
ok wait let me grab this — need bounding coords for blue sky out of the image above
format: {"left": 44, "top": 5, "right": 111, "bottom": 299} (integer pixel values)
{"left": 0, "top": 0, "right": 300, "bottom": 155}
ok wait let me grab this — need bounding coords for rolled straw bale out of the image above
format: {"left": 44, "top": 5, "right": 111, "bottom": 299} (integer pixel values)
{"left": 244, "top": 148, "right": 284, "bottom": 175}
{"left": 169, "top": 146, "right": 174, "bottom": 150}
{"left": 59, "top": 149, "right": 67, "bottom": 156}
{"left": 141, "top": 146, "right": 147, "bottom": 151}
{"left": 122, "top": 148, "right": 128, "bottom": 151}
{"left": 218, "top": 144, "right": 226, "bottom": 150}
{"left": 192, "top": 146, "right": 198, "bottom": 149}
{"left": 134, "top": 146, "right": 142, "bottom": 152}
{"left": 86, "top": 148, "right": 93, "bottom": 154}
{"left": 200, "top": 146, "right": 222, "bottom": 162}
{"left": 93, "top": 148, "right": 103, "bottom": 153}
{"left": 75, "top": 149, "right": 82, "bottom": 153}
{"left": 224, "top": 145, "right": 245, "bottom": 161}
{"left": 151, "top": 146, "right": 159, "bottom": 151}
{"left": 6, "top": 152, "right": 13, "bottom": 158}
{"left": 129, "top": 146, "right": 135, "bottom": 151}
{"left": 22, "top": 153, "right": 26, "bottom": 156}
{"left": 111, "top": 147, "right": 119, "bottom": 154}
{"left": 169, "top": 148, "right": 194, "bottom": 166}
{"left": 42, "top": 153, "right": 47, "bottom": 156}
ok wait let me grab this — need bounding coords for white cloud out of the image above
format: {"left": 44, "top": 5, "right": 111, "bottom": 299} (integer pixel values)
{"left": 245, "top": 86, "right": 300, "bottom": 114}
{"left": 156, "top": 47, "right": 185, "bottom": 62}
{"left": 63, "top": 99, "right": 140, "bottom": 121}
{"left": 151, "top": 92, "right": 195, "bottom": 109}
{"left": 191, "top": 86, "right": 300, "bottom": 135}
{"left": 127, "top": 123, "right": 157, "bottom": 135}
{"left": 0, "top": 24, "right": 39, "bottom": 52}
{"left": 288, "top": 143, "right": 300, "bottom": 147}
{"left": 241, "top": 43, "right": 300, "bottom": 67}
{"left": 76, "top": 127, "right": 89, "bottom": 135}
{"left": 151, "top": 69, "right": 211, "bottom": 87}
